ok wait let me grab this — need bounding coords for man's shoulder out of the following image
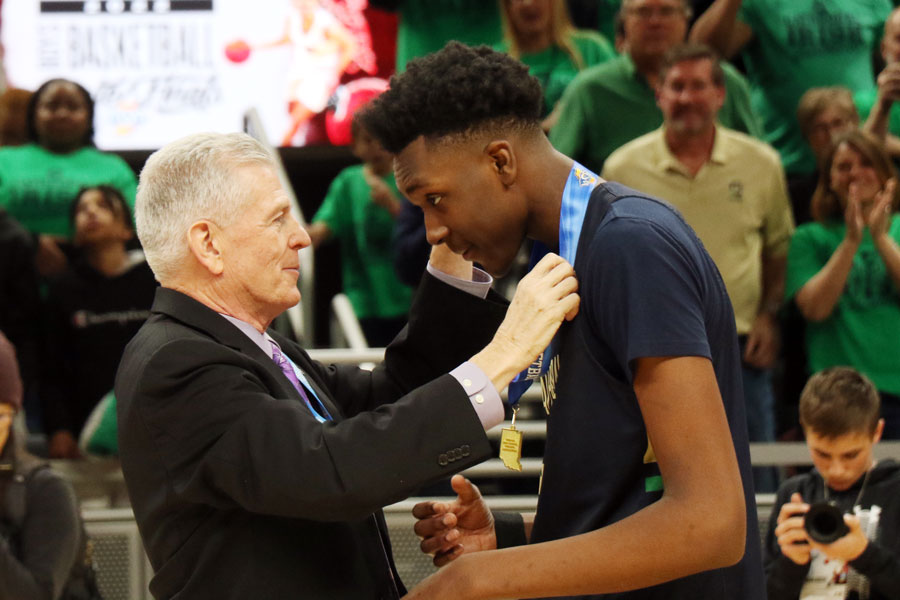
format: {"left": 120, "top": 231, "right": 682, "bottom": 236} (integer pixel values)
{"left": 568, "top": 55, "right": 630, "bottom": 92}
{"left": 603, "top": 129, "right": 664, "bottom": 172}
{"left": 717, "top": 126, "right": 781, "bottom": 167}
{"left": 721, "top": 61, "right": 753, "bottom": 94}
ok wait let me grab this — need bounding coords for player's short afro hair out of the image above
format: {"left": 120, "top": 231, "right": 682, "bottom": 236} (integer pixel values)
{"left": 359, "top": 41, "right": 543, "bottom": 154}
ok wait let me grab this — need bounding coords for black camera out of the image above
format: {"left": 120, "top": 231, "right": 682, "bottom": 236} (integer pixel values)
{"left": 803, "top": 501, "right": 850, "bottom": 544}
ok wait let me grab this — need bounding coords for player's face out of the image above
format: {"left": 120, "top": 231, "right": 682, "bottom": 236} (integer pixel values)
{"left": 34, "top": 81, "right": 90, "bottom": 151}
{"left": 805, "top": 424, "right": 882, "bottom": 491}
{"left": 656, "top": 58, "right": 724, "bottom": 136}
{"left": 218, "top": 165, "right": 310, "bottom": 324}
{"left": 394, "top": 137, "right": 529, "bottom": 277}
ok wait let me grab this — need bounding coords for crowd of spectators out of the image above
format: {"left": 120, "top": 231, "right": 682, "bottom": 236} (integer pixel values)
{"left": 0, "top": 0, "right": 894, "bottom": 461}
{"left": 1, "top": 1, "right": 900, "bottom": 594}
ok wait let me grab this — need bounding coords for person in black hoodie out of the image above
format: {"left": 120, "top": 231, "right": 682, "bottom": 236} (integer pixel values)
{"left": 766, "top": 366, "right": 900, "bottom": 600}
{"left": 42, "top": 185, "right": 156, "bottom": 458}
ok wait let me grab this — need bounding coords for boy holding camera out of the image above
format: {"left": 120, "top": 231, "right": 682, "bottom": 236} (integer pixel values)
{"left": 765, "top": 367, "right": 900, "bottom": 599}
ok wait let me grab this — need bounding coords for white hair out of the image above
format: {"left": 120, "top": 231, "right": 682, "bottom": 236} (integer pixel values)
{"left": 136, "top": 132, "right": 274, "bottom": 283}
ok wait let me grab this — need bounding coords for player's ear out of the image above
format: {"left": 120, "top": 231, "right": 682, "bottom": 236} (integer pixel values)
{"left": 485, "top": 140, "right": 516, "bottom": 187}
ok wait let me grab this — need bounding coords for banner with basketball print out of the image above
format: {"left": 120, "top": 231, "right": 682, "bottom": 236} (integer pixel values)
{"left": 1, "top": 0, "right": 395, "bottom": 149}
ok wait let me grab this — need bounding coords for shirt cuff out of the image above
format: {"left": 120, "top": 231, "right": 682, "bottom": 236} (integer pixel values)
{"left": 426, "top": 263, "right": 493, "bottom": 299}
{"left": 449, "top": 361, "right": 503, "bottom": 429}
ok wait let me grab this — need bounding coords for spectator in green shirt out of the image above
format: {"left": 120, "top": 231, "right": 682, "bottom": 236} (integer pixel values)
{"left": 786, "top": 131, "right": 900, "bottom": 439}
{"left": 691, "top": 0, "right": 891, "bottom": 176}
{"left": 549, "top": 0, "right": 760, "bottom": 173}
{"left": 307, "top": 115, "right": 413, "bottom": 347}
{"left": 369, "top": 0, "right": 503, "bottom": 72}
{"left": 497, "top": 0, "right": 615, "bottom": 124}
{"left": 0, "top": 79, "right": 137, "bottom": 277}
{"left": 859, "top": 6, "right": 900, "bottom": 159}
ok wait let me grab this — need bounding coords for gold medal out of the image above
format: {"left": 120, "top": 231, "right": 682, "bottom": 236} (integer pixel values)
{"left": 499, "top": 407, "right": 523, "bottom": 471}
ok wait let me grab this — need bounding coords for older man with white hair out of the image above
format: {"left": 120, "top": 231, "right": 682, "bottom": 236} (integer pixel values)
{"left": 115, "top": 132, "right": 579, "bottom": 599}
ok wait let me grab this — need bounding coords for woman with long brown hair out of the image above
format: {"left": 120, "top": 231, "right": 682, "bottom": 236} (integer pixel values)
{"left": 786, "top": 130, "right": 900, "bottom": 438}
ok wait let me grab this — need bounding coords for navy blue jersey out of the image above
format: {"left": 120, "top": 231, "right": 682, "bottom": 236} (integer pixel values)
{"left": 529, "top": 182, "right": 764, "bottom": 599}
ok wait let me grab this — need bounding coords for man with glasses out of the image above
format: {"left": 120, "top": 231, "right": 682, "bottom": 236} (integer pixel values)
{"left": 550, "top": 0, "right": 760, "bottom": 173}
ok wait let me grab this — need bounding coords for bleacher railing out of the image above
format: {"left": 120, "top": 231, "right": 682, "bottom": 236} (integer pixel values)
{"left": 59, "top": 346, "right": 900, "bottom": 596}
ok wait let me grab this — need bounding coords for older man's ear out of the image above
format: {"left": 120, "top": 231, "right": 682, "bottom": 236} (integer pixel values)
{"left": 188, "top": 220, "right": 225, "bottom": 276}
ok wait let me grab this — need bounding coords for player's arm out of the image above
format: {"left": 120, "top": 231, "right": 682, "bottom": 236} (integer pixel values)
{"left": 689, "top": 0, "right": 754, "bottom": 59}
{"left": 405, "top": 355, "right": 746, "bottom": 599}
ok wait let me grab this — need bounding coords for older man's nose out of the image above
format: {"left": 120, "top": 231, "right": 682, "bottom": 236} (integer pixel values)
{"left": 292, "top": 218, "right": 311, "bottom": 249}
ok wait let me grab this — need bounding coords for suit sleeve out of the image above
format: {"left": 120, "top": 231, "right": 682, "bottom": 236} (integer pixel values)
{"left": 299, "top": 271, "right": 508, "bottom": 417}
{"left": 127, "top": 273, "right": 507, "bottom": 523}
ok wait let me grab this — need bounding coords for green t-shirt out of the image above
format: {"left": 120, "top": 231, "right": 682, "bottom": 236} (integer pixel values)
{"left": 855, "top": 86, "right": 900, "bottom": 138}
{"left": 594, "top": 0, "right": 622, "bottom": 47}
{"left": 394, "top": 0, "right": 502, "bottom": 72}
{"left": 497, "top": 30, "right": 615, "bottom": 116}
{"left": 786, "top": 217, "right": 900, "bottom": 394}
{"left": 549, "top": 54, "right": 762, "bottom": 173}
{"left": 312, "top": 165, "right": 413, "bottom": 320}
{"left": 738, "top": 0, "right": 891, "bottom": 175}
{"left": 0, "top": 143, "right": 137, "bottom": 237}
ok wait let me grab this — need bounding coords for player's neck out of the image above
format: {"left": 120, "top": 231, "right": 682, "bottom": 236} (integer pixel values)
{"left": 525, "top": 150, "right": 581, "bottom": 250}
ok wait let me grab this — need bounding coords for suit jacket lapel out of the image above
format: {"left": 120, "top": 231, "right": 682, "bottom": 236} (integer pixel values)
{"left": 269, "top": 330, "right": 343, "bottom": 421}
{"left": 150, "top": 288, "right": 327, "bottom": 412}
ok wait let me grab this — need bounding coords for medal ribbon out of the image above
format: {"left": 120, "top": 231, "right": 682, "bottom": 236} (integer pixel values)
{"left": 506, "top": 163, "right": 599, "bottom": 406}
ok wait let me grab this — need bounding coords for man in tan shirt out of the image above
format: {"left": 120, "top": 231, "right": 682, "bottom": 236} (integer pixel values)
{"left": 604, "top": 43, "right": 794, "bottom": 490}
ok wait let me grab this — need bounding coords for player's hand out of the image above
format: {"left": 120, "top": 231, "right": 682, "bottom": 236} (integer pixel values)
{"left": 472, "top": 253, "right": 579, "bottom": 390}
{"left": 774, "top": 493, "right": 812, "bottom": 565}
{"left": 743, "top": 312, "right": 779, "bottom": 368}
{"left": 428, "top": 244, "right": 473, "bottom": 281}
{"left": 810, "top": 514, "right": 869, "bottom": 562}
{"left": 413, "top": 475, "right": 496, "bottom": 567}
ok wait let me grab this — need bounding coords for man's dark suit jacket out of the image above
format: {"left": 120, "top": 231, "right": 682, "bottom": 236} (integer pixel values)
{"left": 115, "top": 273, "right": 507, "bottom": 599}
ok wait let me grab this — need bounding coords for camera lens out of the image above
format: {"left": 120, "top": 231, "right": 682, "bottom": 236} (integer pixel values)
{"left": 804, "top": 502, "right": 849, "bottom": 544}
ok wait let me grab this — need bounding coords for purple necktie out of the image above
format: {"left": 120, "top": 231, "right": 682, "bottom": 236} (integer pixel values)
{"left": 271, "top": 344, "right": 330, "bottom": 421}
